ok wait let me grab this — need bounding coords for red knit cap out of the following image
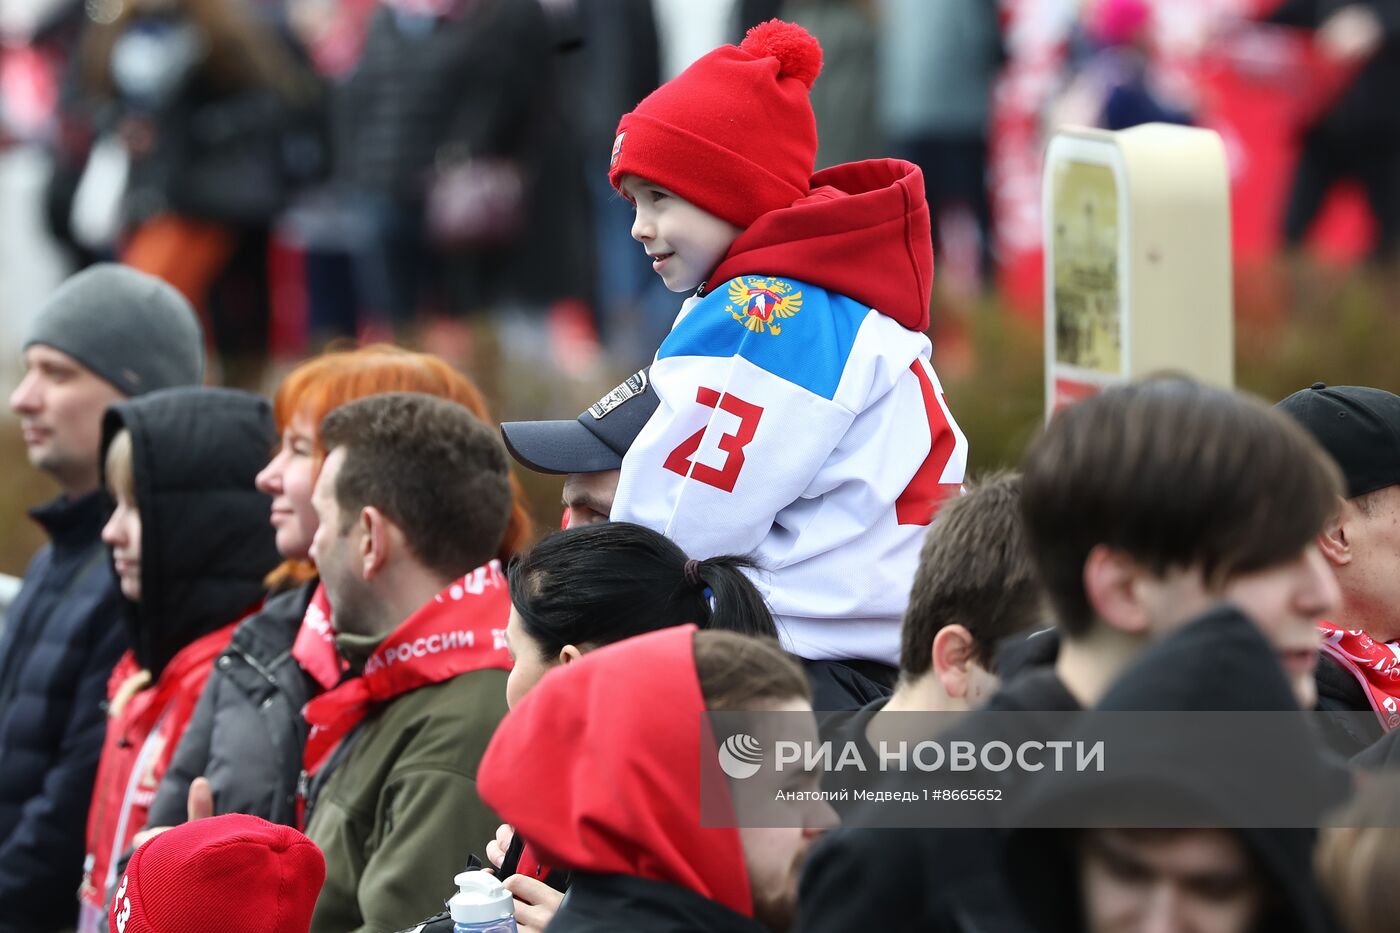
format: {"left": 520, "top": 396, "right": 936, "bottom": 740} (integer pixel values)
{"left": 609, "top": 19, "right": 823, "bottom": 228}
{"left": 110, "top": 814, "right": 325, "bottom": 933}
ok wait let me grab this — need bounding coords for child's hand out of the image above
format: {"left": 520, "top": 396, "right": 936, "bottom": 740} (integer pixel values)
{"left": 486, "top": 822, "right": 515, "bottom": 870}
{"left": 504, "top": 873, "right": 563, "bottom": 933}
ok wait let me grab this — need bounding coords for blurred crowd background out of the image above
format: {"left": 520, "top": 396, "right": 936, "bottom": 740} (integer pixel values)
{"left": 1, "top": 0, "right": 1398, "bottom": 573}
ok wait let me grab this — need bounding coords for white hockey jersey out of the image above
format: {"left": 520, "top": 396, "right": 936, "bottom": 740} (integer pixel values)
{"left": 612, "top": 159, "right": 969, "bottom": 664}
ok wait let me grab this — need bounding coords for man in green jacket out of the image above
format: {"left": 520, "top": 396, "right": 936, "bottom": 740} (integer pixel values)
{"left": 301, "top": 392, "right": 515, "bottom": 933}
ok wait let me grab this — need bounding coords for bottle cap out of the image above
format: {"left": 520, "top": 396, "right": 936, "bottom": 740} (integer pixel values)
{"left": 448, "top": 871, "right": 515, "bottom": 924}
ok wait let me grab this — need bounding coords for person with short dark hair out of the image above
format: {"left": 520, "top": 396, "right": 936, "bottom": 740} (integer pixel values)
{"left": 795, "top": 472, "right": 1043, "bottom": 933}
{"left": 891, "top": 472, "right": 1042, "bottom": 710}
{"left": 0, "top": 264, "right": 204, "bottom": 931}
{"left": 141, "top": 345, "right": 531, "bottom": 840}
{"left": 1021, "top": 376, "right": 1342, "bottom": 711}
{"left": 1278, "top": 383, "right": 1400, "bottom": 753}
{"left": 479, "top": 627, "right": 829, "bottom": 933}
{"left": 299, "top": 392, "right": 516, "bottom": 933}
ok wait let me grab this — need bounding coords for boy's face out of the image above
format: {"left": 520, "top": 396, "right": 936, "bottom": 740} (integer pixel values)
{"left": 1129, "top": 544, "right": 1340, "bottom": 708}
{"left": 1079, "top": 828, "right": 1264, "bottom": 933}
{"left": 621, "top": 174, "right": 743, "bottom": 293}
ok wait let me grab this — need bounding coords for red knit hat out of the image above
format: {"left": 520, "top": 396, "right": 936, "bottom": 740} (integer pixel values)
{"left": 110, "top": 814, "right": 325, "bottom": 933}
{"left": 609, "top": 19, "right": 823, "bottom": 228}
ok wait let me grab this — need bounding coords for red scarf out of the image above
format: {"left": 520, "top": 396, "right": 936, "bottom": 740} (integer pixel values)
{"left": 298, "top": 561, "right": 512, "bottom": 825}
{"left": 1319, "top": 620, "right": 1400, "bottom": 730}
{"left": 79, "top": 618, "right": 246, "bottom": 922}
{"left": 291, "top": 583, "right": 344, "bottom": 690}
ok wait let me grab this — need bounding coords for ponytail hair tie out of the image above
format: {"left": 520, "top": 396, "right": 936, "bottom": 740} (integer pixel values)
{"left": 683, "top": 559, "right": 703, "bottom": 586}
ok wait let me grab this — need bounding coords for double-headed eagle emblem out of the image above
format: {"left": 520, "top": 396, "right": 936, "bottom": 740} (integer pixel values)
{"left": 727, "top": 277, "right": 803, "bottom": 336}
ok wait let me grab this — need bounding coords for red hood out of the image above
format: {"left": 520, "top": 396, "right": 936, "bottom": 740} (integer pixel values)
{"left": 708, "top": 158, "right": 934, "bottom": 331}
{"left": 478, "top": 626, "right": 751, "bottom": 917}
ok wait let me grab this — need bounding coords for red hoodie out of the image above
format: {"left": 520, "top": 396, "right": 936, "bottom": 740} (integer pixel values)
{"left": 708, "top": 158, "right": 934, "bottom": 331}
{"left": 477, "top": 625, "right": 752, "bottom": 919}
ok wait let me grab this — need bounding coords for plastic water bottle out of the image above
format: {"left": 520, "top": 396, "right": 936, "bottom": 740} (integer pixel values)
{"left": 449, "top": 871, "right": 517, "bottom": 933}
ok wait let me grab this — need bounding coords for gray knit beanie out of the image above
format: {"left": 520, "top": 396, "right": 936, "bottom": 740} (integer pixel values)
{"left": 24, "top": 264, "right": 205, "bottom": 396}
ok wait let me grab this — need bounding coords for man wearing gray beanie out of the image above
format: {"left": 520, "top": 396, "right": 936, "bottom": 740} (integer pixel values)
{"left": 0, "top": 263, "right": 205, "bottom": 932}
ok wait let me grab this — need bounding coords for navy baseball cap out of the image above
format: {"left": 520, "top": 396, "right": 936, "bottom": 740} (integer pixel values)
{"left": 1277, "top": 383, "right": 1400, "bottom": 499}
{"left": 501, "top": 368, "right": 659, "bottom": 475}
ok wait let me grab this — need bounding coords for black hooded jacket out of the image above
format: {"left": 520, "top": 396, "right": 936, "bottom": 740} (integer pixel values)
{"left": 1005, "top": 605, "right": 1348, "bottom": 933}
{"left": 101, "top": 387, "right": 280, "bottom": 680}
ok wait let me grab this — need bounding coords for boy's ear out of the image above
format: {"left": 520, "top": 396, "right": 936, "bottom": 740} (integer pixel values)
{"left": 1083, "top": 545, "right": 1151, "bottom": 636}
{"left": 559, "top": 644, "right": 583, "bottom": 665}
{"left": 932, "top": 624, "right": 976, "bottom": 700}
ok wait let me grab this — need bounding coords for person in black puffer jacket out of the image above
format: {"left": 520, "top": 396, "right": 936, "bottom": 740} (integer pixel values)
{"left": 0, "top": 265, "right": 205, "bottom": 933}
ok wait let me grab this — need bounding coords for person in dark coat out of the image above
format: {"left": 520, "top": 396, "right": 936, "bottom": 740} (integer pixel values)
{"left": 0, "top": 265, "right": 203, "bottom": 933}
{"left": 142, "top": 344, "right": 532, "bottom": 832}
{"left": 1004, "top": 606, "right": 1348, "bottom": 933}
{"left": 78, "top": 386, "right": 280, "bottom": 931}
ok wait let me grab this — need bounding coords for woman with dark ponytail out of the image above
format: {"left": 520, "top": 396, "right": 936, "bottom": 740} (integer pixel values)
{"left": 503, "top": 522, "right": 778, "bottom": 708}
{"left": 450, "top": 524, "right": 782, "bottom": 933}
